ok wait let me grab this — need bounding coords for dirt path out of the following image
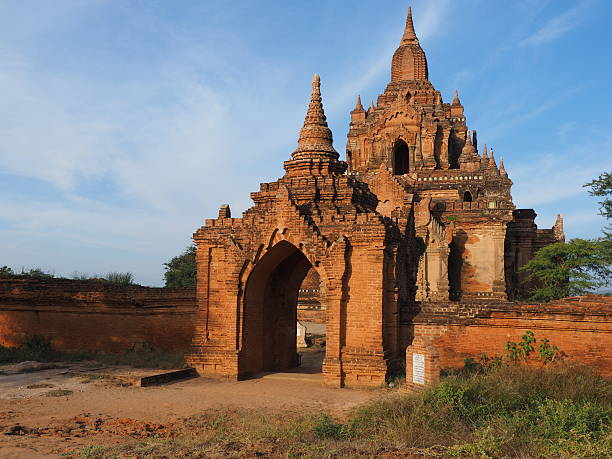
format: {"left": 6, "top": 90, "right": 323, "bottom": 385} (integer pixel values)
{"left": 0, "top": 354, "right": 379, "bottom": 458}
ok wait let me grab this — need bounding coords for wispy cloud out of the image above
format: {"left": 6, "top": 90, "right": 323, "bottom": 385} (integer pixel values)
{"left": 520, "top": 1, "right": 590, "bottom": 47}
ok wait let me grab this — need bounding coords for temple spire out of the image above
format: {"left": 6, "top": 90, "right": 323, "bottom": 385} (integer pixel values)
{"left": 354, "top": 94, "right": 364, "bottom": 111}
{"left": 291, "top": 74, "right": 338, "bottom": 161}
{"left": 499, "top": 157, "right": 507, "bottom": 177}
{"left": 489, "top": 148, "right": 497, "bottom": 167}
{"left": 453, "top": 89, "right": 461, "bottom": 105}
{"left": 482, "top": 143, "right": 489, "bottom": 160}
{"left": 401, "top": 7, "right": 418, "bottom": 43}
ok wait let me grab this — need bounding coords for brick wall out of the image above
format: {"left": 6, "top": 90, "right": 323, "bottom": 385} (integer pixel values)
{"left": 0, "top": 278, "right": 197, "bottom": 353}
{"left": 409, "top": 296, "right": 612, "bottom": 377}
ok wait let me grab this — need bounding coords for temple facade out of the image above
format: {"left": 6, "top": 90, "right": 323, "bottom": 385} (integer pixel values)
{"left": 186, "top": 7, "right": 564, "bottom": 387}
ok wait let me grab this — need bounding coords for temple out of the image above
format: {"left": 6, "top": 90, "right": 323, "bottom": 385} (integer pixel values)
{"left": 186, "top": 7, "right": 564, "bottom": 387}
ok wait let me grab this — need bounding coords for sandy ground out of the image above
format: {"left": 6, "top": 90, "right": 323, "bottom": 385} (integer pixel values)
{"left": 0, "top": 350, "right": 377, "bottom": 458}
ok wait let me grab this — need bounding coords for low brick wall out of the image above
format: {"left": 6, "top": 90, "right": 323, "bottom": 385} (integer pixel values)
{"left": 0, "top": 278, "right": 197, "bottom": 353}
{"left": 409, "top": 296, "right": 612, "bottom": 377}
{"left": 1, "top": 278, "right": 610, "bottom": 377}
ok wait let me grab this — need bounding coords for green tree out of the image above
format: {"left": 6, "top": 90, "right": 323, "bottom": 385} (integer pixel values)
{"left": 163, "top": 245, "right": 196, "bottom": 288}
{"left": 521, "top": 171, "right": 612, "bottom": 301}
{"left": 0, "top": 266, "right": 14, "bottom": 276}
{"left": 521, "top": 238, "right": 612, "bottom": 301}
{"left": 584, "top": 171, "right": 612, "bottom": 222}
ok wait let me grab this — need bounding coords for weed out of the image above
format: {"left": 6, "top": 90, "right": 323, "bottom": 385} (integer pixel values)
{"left": 26, "top": 383, "right": 54, "bottom": 389}
{"left": 44, "top": 389, "right": 73, "bottom": 397}
{"left": 104, "top": 271, "right": 134, "bottom": 285}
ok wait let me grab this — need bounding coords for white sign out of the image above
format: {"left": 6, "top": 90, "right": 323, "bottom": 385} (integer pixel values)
{"left": 412, "top": 353, "right": 425, "bottom": 384}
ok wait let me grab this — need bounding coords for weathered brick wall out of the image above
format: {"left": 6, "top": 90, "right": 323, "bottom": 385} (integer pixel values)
{"left": 0, "top": 278, "right": 197, "bottom": 353}
{"left": 409, "top": 296, "right": 612, "bottom": 377}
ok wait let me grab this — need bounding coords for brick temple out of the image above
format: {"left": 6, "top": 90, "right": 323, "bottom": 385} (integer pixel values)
{"left": 186, "top": 7, "right": 566, "bottom": 387}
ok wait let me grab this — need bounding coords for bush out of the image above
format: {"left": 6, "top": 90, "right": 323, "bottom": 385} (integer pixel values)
{"left": 104, "top": 271, "right": 134, "bottom": 285}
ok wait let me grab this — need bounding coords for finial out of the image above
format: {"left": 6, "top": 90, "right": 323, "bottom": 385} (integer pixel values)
{"left": 489, "top": 148, "right": 497, "bottom": 167}
{"left": 499, "top": 157, "right": 507, "bottom": 176}
{"left": 401, "top": 6, "right": 418, "bottom": 43}
{"left": 312, "top": 73, "right": 320, "bottom": 92}
{"left": 453, "top": 89, "right": 461, "bottom": 105}
{"left": 354, "top": 94, "right": 364, "bottom": 111}
{"left": 482, "top": 143, "right": 489, "bottom": 160}
{"left": 369, "top": 99, "right": 376, "bottom": 111}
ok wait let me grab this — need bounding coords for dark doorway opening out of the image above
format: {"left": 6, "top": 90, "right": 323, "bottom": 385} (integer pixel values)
{"left": 393, "top": 140, "right": 409, "bottom": 175}
{"left": 463, "top": 191, "right": 473, "bottom": 202}
{"left": 448, "top": 232, "right": 467, "bottom": 301}
{"left": 241, "top": 241, "right": 325, "bottom": 378}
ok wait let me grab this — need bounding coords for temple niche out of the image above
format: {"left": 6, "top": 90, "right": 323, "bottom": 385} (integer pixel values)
{"left": 187, "top": 7, "right": 564, "bottom": 387}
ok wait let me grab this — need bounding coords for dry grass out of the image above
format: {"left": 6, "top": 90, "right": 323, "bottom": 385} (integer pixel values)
{"left": 64, "top": 363, "right": 611, "bottom": 458}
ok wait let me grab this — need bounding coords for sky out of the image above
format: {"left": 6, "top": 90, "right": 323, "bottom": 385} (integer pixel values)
{"left": 1, "top": 0, "right": 611, "bottom": 286}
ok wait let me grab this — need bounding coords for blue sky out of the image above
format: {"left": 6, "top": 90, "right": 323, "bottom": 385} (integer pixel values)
{"left": 1, "top": 0, "right": 611, "bottom": 286}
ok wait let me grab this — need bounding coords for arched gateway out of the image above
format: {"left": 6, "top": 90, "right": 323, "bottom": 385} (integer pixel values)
{"left": 187, "top": 75, "right": 405, "bottom": 387}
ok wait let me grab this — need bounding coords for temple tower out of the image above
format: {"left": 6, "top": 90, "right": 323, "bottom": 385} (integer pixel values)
{"left": 346, "top": 7, "right": 562, "bottom": 301}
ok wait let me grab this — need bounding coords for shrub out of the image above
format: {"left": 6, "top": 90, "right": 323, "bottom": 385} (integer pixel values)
{"left": 104, "top": 271, "right": 134, "bottom": 285}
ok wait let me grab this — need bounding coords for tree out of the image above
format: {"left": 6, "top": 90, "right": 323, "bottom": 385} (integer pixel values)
{"left": 163, "top": 245, "right": 196, "bottom": 288}
{"left": 521, "top": 238, "right": 612, "bottom": 302}
{"left": 584, "top": 171, "right": 612, "bottom": 222}
{"left": 521, "top": 171, "right": 612, "bottom": 301}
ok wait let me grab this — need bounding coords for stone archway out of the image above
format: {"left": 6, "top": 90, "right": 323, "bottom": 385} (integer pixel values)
{"left": 239, "top": 240, "right": 325, "bottom": 377}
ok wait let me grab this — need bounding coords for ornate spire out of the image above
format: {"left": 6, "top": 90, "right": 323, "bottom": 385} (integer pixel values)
{"left": 499, "top": 157, "right": 507, "bottom": 177}
{"left": 369, "top": 99, "right": 376, "bottom": 112}
{"left": 462, "top": 130, "right": 478, "bottom": 159}
{"left": 391, "top": 7, "right": 429, "bottom": 81}
{"left": 489, "top": 148, "right": 497, "bottom": 167}
{"left": 401, "top": 7, "right": 418, "bottom": 44}
{"left": 452, "top": 89, "right": 461, "bottom": 106}
{"left": 291, "top": 74, "right": 338, "bottom": 161}
{"left": 285, "top": 74, "right": 345, "bottom": 177}
{"left": 354, "top": 94, "right": 364, "bottom": 111}
{"left": 482, "top": 143, "right": 489, "bottom": 160}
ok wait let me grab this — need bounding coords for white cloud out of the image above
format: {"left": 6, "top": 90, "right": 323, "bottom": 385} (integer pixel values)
{"left": 520, "top": 1, "right": 590, "bottom": 47}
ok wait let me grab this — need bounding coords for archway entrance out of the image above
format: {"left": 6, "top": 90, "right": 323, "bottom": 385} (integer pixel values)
{"left": 240, "top": 241, "right": 325, "bottom": 378}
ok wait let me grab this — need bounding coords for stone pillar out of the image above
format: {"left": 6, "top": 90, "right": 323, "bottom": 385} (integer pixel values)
{"left": 439, "top": 128, "right": 451, "bottom": 170}
{"left": 427, "top": 246, "right": 450, "bottom": 301}
{"left": 322, "top": 241, "right": 347, "bottom": 388}
{"left": 491, "top": 225, "right": 508, "bottom": 299}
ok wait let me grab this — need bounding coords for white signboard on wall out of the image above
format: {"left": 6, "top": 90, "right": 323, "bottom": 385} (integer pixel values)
{"left": 412, "top": 353, "right": 425, "bottom": 384}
